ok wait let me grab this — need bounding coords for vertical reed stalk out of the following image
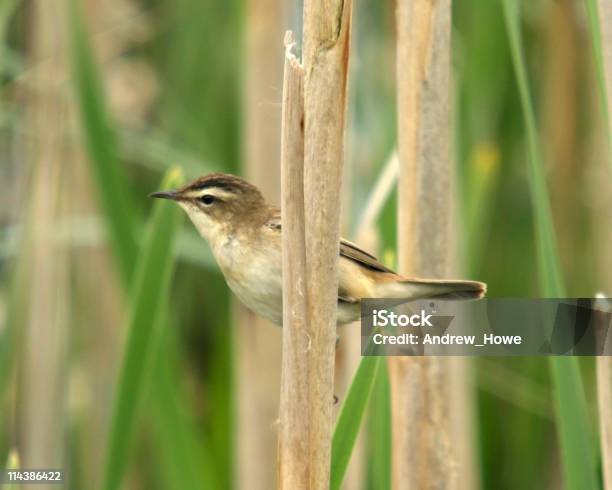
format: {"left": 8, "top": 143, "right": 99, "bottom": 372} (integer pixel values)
{"left": 302, "top": 0, "right": 352, "bottom": 485}
{"left": 18, "top": 0, "right": 71, "bottom": 471}
{"left": 585, "top": 0, "right": 612, "bottom": 153}
{"left": 391, "top": 0, "right": 456, "bottom": 488}
{"left": 542, "top": 0, "right": 578, "bottom": 280}
{"left": 448, "top": 358, "right": 480, "bottom": 490}
{"left": 278, "top": 35, "right": 307, "bottom": 488}
{"left": 595, "top": 0, "right": 612, "bottom": 117}
{"left": 587, "top": 6, "right": 612, "bottom": 478}
{"left": 278, "top": 0, "right": 352, "bottom": 484}
{"left": 597, "top": 339, "right": 612, "bottom": 490}
{"left": 238, "top": 0, "right": 284, "bottom": 488}
{"left": 587, "top": 2, "right": 612, "bottom": 485}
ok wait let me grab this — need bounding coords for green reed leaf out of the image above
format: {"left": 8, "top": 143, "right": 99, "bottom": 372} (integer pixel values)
{"left": 501, "top": 2, "right": 598, "bottom": 489}
{"left": 330, "top": 355, "right": 380, "bottom": 490}
{"left": 367, "top": 360, "right": 391, "bottom": 490}
{"left": 150, "top": 318, "right": 218, "bottom": 490}
{"left": 67, "top": 0, "right": 138, "bottom": 287}
{"left": 100, "top": 168, "right": 183, "bottom": 490}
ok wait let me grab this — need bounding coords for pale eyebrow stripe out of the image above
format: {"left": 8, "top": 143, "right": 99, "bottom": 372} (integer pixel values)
{"left": 184, "top": 188, "right": 235, "bottom": 200}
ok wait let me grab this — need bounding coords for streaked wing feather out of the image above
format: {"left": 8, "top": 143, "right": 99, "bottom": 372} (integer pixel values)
{"left": 339, "top": 238, "right": 394, "bottom": 273}
{"left": 267, "top": 207, "right": 394, "bottom": 274}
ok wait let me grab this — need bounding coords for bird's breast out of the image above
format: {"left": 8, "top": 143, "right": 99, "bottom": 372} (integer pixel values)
{"left": 214, "top": 235, "right": 284, "bottom": 325}
{"left": 209, "top": 233, "right": 378, "bottom": 326}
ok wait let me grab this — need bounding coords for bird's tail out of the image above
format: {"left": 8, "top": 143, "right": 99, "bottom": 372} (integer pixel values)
{"left": 374, "top": 277, "right": 486, "bottom": 300}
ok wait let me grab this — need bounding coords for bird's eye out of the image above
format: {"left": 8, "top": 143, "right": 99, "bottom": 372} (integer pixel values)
{"left": 200, "top": 194, "right": 216, "bottom": 206}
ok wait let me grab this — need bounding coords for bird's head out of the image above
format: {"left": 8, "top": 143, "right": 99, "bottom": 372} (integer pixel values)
{"left": 150, "top": 173, "right": 267, "bottom": 244}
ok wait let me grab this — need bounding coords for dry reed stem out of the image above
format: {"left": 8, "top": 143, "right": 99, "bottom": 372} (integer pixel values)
{"left": 597, "top": 0, "right": 612, "bottom": 141}
{"left": 448, "top": 358, "right": 480, "bottom": 490}
{"left": 278, "top": 0, "right": 353, "bottom": 483}
{"left": 594, "top": 4, "right": 612, "bottom": 482}
{"left": 245, "top": 0, "right": 284, "bottom": 191}
{"left": 593, "top": 5, "right": 612, "bottom": 486}
{"left": 597, "top": 21, "right": 612, "bottom": 484}
{"left": 18, "top": 0, "right": 70, "bottom": 470}
{"left": 302, "top": 1, "right": 353, "bottom": 487}
{"left": 238, "top": 0, "right": 284, "bottom": 487}
{"left": 597, "top": 355, "right": 612, "bottom": 490}
{"left": 542, "top": 0, "right": 578, "bottom": 282}
{"left": 278, "top": 33, "right": 307, "bottom": 489}
{"left": 391, "top": 0, "right": 456, "bottom": 489}
{"left": 596, "top": 296, "right": 612, "bottom": 490}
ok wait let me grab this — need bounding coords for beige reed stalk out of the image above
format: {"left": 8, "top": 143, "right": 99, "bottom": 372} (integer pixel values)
{"left": 597, "top": 343, "right": 612, "bottom": 490}
{"left": 278, "top": 0, "right": 352, "bottom": 483}
{"left": 278, "top": 35, "right": 307, "bottom": 488}
{"left": 597, "top": 0, "right": 612, "bottom": 145}
{"left": 594, "top": 3, "right": 612, "bottom": 486}
{"left": 390, "top": 0, "right": 459, "bottom": 489}
{"left": 18, "top": 0, "right": 70, "bottom": 473}
{"left": 302, "top": 0, "right": 352, "bottom": 486}
{"left": 542, "top": 0, "right": 578, "bottom": 282}
{"left": 238, "top": 0, "right": 284, "bottom": 488}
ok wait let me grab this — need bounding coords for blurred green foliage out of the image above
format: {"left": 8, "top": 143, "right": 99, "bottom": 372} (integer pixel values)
{"left": 100, "top": 168, "right": 184, "bottom": 490}
{"left": 502, "top": 1, "right": 597, "bottom": 488}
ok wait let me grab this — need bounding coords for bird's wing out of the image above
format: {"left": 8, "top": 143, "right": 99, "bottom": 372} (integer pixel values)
{"left": 339, "top": 238, "right": 394, "bottom": 273}
{"left": 266, "top": 208, "right": 394, "bottom": 274}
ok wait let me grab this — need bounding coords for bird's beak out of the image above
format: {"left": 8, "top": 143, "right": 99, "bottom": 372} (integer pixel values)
{"left": 149, "top": 190, "right": 181, "bottom": 201}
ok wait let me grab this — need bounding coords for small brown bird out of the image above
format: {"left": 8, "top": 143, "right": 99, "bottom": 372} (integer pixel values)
{"left": 151, "top": 173, "right": 486, "bottom": 325}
